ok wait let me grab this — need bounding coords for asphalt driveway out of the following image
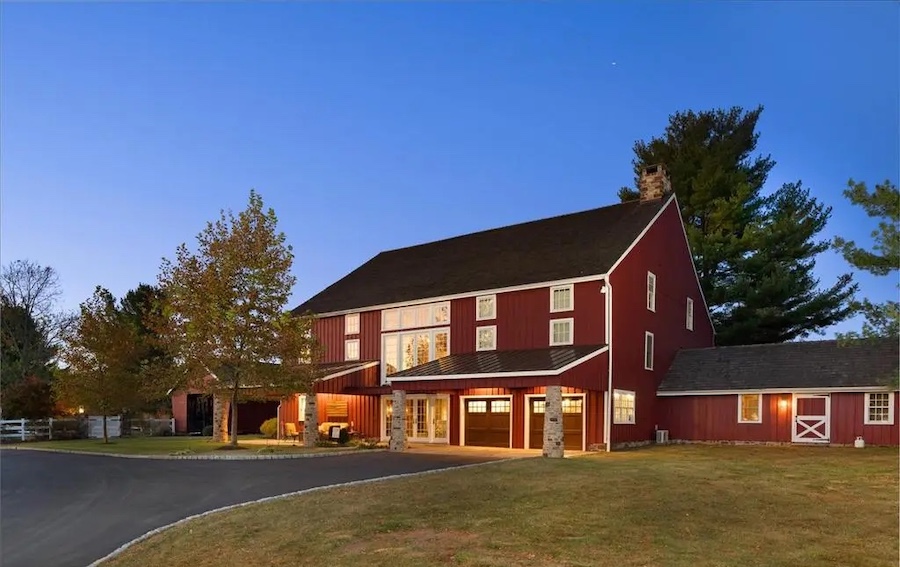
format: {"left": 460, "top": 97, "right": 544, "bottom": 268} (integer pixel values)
{"left": 0, "top": 450, "right": 499, "bottom": 567}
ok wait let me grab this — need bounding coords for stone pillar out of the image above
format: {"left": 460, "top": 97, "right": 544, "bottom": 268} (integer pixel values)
{"left": 389, "top": 389, "right": 407, "bottom": 452}
{"left": 543, "top": 385, "right": 565, "bottom": 458}
{"left": 303, "top": 393, "right": 319, "bottom": 448}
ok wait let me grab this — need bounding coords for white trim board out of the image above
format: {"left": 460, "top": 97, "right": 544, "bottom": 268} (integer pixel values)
{"left": 306, "top": 275, "right": 606, "bottom": 318}
{"left": 387, "top": 346, "right": 608, "bottom": 382}
{"left": 657, "top": 386, "right": 899, "bottom": 396}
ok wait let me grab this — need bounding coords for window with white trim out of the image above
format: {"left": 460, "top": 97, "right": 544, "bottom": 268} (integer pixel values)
{"left": 738, "top": 393, "right": 762, "bottom": 423}
{"left": 381, "top": 327, "right": 449, "bottom": 379}
{"left": 344, "top": 339, "right": 360, "bottom": 361}
{"left": 550, "top": 318, "right": 574, "bottom": 346}
{"left": 686, "top": 298, "right": 694, "bottom": 331}
{"left": 476, "top": 325, "right": 496, "bottom": 351}
{"left": 476, "top": 295, "right": 496, "bottom": 321}
{"left": 298, "top": 394, "right": 307, "bottom": 422}
{"left": 647, "top": 272, "right": 656, "bottom": 312}
{"left": 345, "top": 313, "right": 360, "bottom": 335}
{"left": 865, "top": 392, "right": 895, "bottom": 425}
{"left": 382, "top": 301, "right": 450, "bottom": 331}
{"left": 467, "top": 400, "right": 487, "bottom": 413}
{"left": 644, "top": 331, "right": 654, "bottom": 370}
{"left": 550, "top": 284, "right": 573, "bottom": 313}
{"left": 613, "top": 389, "right": 636, "bottom": 424}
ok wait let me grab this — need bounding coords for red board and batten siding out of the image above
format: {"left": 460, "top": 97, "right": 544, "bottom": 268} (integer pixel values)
{"left": 609, "top": 199, "right": 716, "bottom": 445}
{"left": 658, "top": 392, "right": 900, "bottom": 446}
{"left": 313, "top": 311, "right": 380, "bottom": 364}
{"left": 279, "top": 392, "right": 382, "bottom": 439}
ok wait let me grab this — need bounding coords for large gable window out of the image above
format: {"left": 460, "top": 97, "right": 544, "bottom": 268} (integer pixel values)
{"left": 550, "top": 285, "right": 573, "bottom": 313}
{"left": 381, "top": 327, "right": 450, "bottom": 382}
{"left": 382, "top": 301, "right": 450, "bottom": 332}
{"left": 613, "top": 389, "right": 636, "bottom": 424}
{"left": 865, "top": 393, "right": 894, "bottom": 425}
{"left": 738, "top": 394, "right": 762, "bottom": 423}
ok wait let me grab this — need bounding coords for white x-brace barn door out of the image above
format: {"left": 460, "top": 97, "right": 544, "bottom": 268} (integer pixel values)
{"left": 792, "top": 394, "right": 830, "bottom": 443}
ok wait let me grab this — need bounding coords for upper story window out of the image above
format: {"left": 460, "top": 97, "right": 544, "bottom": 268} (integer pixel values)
{"left": 686, "top": 298, "right": 694, "bottom": 331}
{"left": 476, "top": 325, "right": 497, "bottom": 351}
{"left": 476, "top": 295, "right": 496, "bottom": 321}
{"left": 865, "top": 393, "right": 894, "bottom": 425}
{"left": 345, "top": 313, "right": 360, "bottom": 335}
{"left": 381, "top": 327, "right": 450, "bottom": 381}
{"left": 550, "top": 284, "right": 573, "bottom": 313}
{"left": 647, "top": 272, "right": 657, "bottom": 312}
{"left": 644, "top": 331, "right": 654, "bottom": 370}
{"left": 382, "top": 301, "right": 450, "bottom": 332}
{"left": 345, "top": 339, "right": 360, "bottom": 361}
{"left": 550, "top": 318, "right": 574, "bottom": 346}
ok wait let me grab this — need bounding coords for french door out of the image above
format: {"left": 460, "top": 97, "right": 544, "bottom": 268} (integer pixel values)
{"left": 385, "top": 395, "right": 449, "bottom": 443}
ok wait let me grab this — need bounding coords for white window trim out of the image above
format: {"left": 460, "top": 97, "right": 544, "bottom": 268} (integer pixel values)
{"left": 475, "top": 294, "right": 496, "bottom": 321}
{"left": 550, "top": 284, "right": 574, "bottom": 313}
{"left": 476, "top": 325, "right": 497, "bottom": 351}
{"left": 297, "top": 394, "right": 307, "bottom": 422}
{"left": 686, "top": 297, "right": 694, "bottom": 331}
{"left": 345, "top": 313, "right": 360, "bottom": 335}
{"left": 344, "top": 339, "right": 360, "bottom": 361}
{"left": 864, "top": 392, "right": 895, "bottom": 425}
{"left": 549, "top": 317, "right": 574, "bottom": 346}
{"left": 737, "top": 393, "right": 763, "bottom": 424}
{"left": 647, "top": 272, "right": 656, "bottom": 312}
{"left": 644, "top": 331, "right": 654, "bottom": 370}
{"left": 613, "top": 389, "right": 636, "bottom": 424}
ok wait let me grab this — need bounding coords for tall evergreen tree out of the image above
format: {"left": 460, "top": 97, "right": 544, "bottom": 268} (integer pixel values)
{"left": 622, "top": 106, "right": 855, "bottom": 344}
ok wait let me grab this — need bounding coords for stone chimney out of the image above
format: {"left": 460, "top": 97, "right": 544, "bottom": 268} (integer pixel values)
{"left": 639, "top": 164, "right": 672, "bottom": 201}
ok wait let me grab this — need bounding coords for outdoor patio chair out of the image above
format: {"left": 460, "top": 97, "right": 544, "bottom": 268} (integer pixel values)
{"left": 284, "top": 422, "right": 300, "bottom": 442}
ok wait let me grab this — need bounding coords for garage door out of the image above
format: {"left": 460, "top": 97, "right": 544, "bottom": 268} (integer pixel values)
{"left": 464, "top": 398, "right": 511, "bottom": 448}
{"left": 528, "top": 396, "right": 583, "bottom": 450}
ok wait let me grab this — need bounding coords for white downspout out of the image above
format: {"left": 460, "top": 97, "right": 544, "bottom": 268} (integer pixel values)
{"left": 605, "top": 279, "right": 613, "bottom": 452}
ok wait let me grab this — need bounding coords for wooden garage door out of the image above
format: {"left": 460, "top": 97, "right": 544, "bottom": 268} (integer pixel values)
{"left": 528, "top": 397, "right": 583, "bottom": 450}
{"left": 464, "top": 398, "right": 511, "bottom": 448}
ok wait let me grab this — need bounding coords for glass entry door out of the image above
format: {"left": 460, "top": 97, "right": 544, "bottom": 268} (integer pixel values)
{"left": 394, "top": 395, "right": 450, "bottom": 444}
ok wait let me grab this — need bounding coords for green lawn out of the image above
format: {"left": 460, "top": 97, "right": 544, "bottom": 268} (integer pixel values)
{"left": 104, "top": 445, "right": 898, "bottom": 567}
{"left": 15, "top": 436, "right": 359, "bottom": 455}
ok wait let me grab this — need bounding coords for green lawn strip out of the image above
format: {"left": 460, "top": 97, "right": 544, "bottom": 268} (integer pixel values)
{"left": 104, "top": 445, "right": 898, "bottom": 567}
{"left": 16, "top": 437, "right": 359, "bottom": 455}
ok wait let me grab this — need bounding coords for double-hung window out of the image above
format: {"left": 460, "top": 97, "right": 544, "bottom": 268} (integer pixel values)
{"left": 738, "top": 394, "right": 762, "bottom": 423}
{"left": 614, "top": 390, "right": 636, "bottom": 424}
{"left": 647, "top": 272, "right": 657, "bottom": 312}
{"left": 476, "top": 295, "right": 496, "bottom": 321}
{"left": 550, "top": 318, "right": 574, "bottom": 346}
{"left": 550, "top": 285, "right": 573, "bottom": 313}
{"left": 476, "top": 325, "right": 497, "bottom": 351}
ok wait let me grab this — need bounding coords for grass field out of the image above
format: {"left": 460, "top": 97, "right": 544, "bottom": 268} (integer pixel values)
{"left": 15, "top": 436, "right": 355, "bottom": 455}
{"left": 104, "top": 445, "right": 899, "bottom": 567}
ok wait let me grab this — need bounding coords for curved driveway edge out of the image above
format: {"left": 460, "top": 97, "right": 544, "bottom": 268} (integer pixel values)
{"left": 0, "top": 445, "right": 384, "bottom": 460}
{"left": 88, "top": 459, "right": 510, "bottom": 567}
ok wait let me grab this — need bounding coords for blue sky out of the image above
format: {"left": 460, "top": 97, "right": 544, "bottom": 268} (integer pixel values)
{"left": 1, "top": 2, "right": 897, "bottom": 338}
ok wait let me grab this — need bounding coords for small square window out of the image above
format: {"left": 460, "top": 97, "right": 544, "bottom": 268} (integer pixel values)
{"left": 738, "top": 394, "right": 762, "bottom": 423}
{"left": 550, "top": 285, "right": 573, "bottom": 313}
{"left": 647, "top": 272, "right": 657, "bottom": 312}
{"left": 562, "top": 398, "right": 582, "bottom": 414}
{"left": 476, "top": 325, "right": 496, "bottom": 351}
{"left": 865, "top": 393, "right": 895, "bottom": 425}
{"left": 491, "top": 400, "right": 510, "bottom": 413}
{"left": 644, "top": 332, "right": 654, "bottom": 370}
{"left": 613, "top": 390, "right": 635, "bottom": 424}
{"left": 550, "top": 318, "right": 573, "bottom": 346}
{"left": 476, "top": 295, "right": 496, "bottom": 321}
{"left": 467, "top": 400, "right": 487, "bottom": 413}
{"left": 382, "top": 310, "right": 400, "bottom": 331}
{"left": 344, "top": 339, "right": 360, "bottom": 361}
{"left": 532, "top": 400, "right": 546, "bottom": 414}
{"left": 345, "top": 313, "right": 360, "bottom": 335}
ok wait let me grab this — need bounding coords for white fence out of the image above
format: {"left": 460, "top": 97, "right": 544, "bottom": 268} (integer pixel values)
{"left": 0, "top": 416, "right": 175, "bottom": 441}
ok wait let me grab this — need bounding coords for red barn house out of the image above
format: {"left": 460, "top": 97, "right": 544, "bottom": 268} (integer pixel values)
{"left": 279, "top": 165, "right": 718, "bottom": 452}
{"left": 208, "top": 164, "right": 898, "bottom": 453}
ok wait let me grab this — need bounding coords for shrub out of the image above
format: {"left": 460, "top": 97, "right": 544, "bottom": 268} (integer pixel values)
{"left": 202, "top": 425, "right": 213, "bottom": 437}
{"left": 260, "top": 417, "right": 278, "bottom": 439}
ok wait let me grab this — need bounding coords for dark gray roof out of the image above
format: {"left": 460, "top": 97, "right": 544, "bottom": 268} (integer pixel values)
{"left": 659, "top": 339, "right": 899, "bottom": 393}
{"left": 389, "top": 345, "right": 605, "bottom": 378}
{"left": 293, "top": 198, "right": 668, "bottom": 314}
{"left": 319, "top": 361, "right": 376, "bottom": 379}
